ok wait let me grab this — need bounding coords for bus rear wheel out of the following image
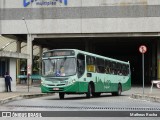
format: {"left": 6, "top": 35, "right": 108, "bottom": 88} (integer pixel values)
{"left": 117, "top": 84, "right": 122, "bottom": 96}
{"left": 59, "top": 92, "right": 65, "bottom": 99}
{"left": 112, "top": 84, "right": 122, "bottom": 96}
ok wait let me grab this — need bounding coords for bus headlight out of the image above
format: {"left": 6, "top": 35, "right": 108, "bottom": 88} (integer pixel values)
{"left": 72, "top": 79, "right": 76, "bottom": 83}
{"left": 66, "top": 79, "right": 76, "bottom": 85}
{"left": 71, "top": 79, "right": 76, "bottom": 84}
{"left": 41, "top": 81, "right": 47, "bottom": 86}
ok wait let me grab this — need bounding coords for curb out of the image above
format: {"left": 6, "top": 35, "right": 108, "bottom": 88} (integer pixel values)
{"left": 131, "top": 94, "right": 160, "bottom": 103}
{"left": 0, "top": 95, "right": 22, "bottom": 105}
{"left": 20, "top": 93, "right": 54, "bottom": 99}
{"left": 0, "top": 93, "right": 54, "bottom": 105}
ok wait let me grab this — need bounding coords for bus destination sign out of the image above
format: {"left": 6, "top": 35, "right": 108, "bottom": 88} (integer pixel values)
{"left": 43, "top": 50, "right": 75, "bottom": 57}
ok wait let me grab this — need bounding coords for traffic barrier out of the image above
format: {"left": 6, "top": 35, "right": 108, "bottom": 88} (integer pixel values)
{"left": 150, "top": 80, "right": 160, "bottom": 93}
{"left": 17, "top": 75, "right": 41, "bottom": 83}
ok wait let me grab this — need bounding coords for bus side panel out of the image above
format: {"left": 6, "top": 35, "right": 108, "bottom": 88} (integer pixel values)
{"left": 122, "top": 76, "right": 131, "bottom": 91}
{"left": 77, "top": 73, "right": 89, "bottom": 93}
{"left": 78, "top": 81, "right": 88, "bottom": 93}
{"left": 109, "top": 75, "right": 131, "bottom": 92}
{"left": 107, "top": 75, "right": 119, "bottom": 92}
{"left": 94, "top": 74, "right": 131, "bottom": 93}
{"left": 94, "top": 74, "right": 111, "bottom": 92}
{"left": 63, "top": 82, "right": 80, "bottom": 93}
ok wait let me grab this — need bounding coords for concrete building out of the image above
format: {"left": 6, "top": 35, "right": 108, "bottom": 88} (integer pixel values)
{"left": 1, "top": 0, "right": 160, "bottom": 85}
{"left": 0, "top": 35, "right": 44, "bottom": 91}
{"left": 0, "top": 49, "right": 29, "bottom": 92}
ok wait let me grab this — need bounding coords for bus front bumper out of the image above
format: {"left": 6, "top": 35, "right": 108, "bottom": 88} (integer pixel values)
{"left": 41, "top": 83, "right": 79, "bottom": 93}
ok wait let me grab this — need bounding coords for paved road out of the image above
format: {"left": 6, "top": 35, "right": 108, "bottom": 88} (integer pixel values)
{"left": 2, "top": 93, "right": 160, "bottom": 110}
{"left": 0, "top": 87, "right": 160, "bottom": 119}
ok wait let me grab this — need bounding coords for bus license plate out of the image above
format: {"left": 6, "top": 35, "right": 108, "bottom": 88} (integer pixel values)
{"left": 53, "top": 88, "right": 59, "bottom": 90}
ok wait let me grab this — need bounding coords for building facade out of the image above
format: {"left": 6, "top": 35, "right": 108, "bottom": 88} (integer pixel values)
{"left": 1, "top": 0, "right": 160, "bottom": 85}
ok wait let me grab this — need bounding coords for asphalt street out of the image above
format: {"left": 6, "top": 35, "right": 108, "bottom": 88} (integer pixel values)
{"left": 0, "top": 87, "right": 160, "bottom": 119}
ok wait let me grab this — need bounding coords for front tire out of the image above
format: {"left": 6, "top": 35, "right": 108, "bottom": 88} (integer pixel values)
{"left": 86, "top": 84, "right": 92, "bottom": 98}
{"left": 59, "top": 92, "right": 65, "bottom": 99}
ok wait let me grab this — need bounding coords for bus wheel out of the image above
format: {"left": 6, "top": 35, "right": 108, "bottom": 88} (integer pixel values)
{"left": 86, "top": 84, "right": 92, "bottom": 98}
{"left": 59, "top": 92, "right": 65, "bottom": 99}
{"left": 117, "top": 84, "right": 122, "bottom": 96}
{"left": 112, "top": 84, "right": 122, "bottom": 96}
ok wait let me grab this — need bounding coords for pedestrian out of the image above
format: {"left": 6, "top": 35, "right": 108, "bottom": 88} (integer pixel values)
{"left": 4, "top": 72, "right": 12, "bottom": 92}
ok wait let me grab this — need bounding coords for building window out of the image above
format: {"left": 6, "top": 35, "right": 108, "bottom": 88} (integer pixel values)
{"left": 0, "top": 58, "right": 9, "bottom": 77}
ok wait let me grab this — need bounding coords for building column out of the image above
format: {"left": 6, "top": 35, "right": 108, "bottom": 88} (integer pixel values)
{"left": 150, "top": 40, "right": 156, "bottom": 80}
{"left": 10, "top": 58, "right": 17, "bottom": 91}
{"left": 157, "top": 40, "right": 160, "bottom": 80}
{"left": 16, "top": 40, "right": 21, "bottom": 84}
{"left": 39, "top": 46, "right": 43, "bottom": 75}
{"left": 27, "top": 34, "right": 33, "bottom": 85}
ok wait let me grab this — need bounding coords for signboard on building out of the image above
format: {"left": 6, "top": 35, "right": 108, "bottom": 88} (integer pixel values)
{"left": 23, "top": 0, "right": 68, "bottom": 7}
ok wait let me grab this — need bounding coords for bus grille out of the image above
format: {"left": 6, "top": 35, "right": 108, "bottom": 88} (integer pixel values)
{"left": 47, "top": 84, "right": 55, "bottom": 86}
{"left": 56, "top": 84, "right": 65, "bottom": 86}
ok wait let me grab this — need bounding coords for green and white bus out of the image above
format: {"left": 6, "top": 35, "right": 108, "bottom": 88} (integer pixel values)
{"left": 41, "top": 49, "right": 131, "bottom": 99}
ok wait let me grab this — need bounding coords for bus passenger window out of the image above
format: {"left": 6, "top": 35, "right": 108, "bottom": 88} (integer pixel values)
{"left": 105, "top": 66, "right": 110, "bottom": 74}
{"left": 122, "top": 64, "right": 127, "bottom": 76}
{"left": 86, "top": 56, "right": 95, "bottom": 72}
{"left": 96, "top": 58, "right": 105, "bottom": 73}
{"left": 105, "top": 60, "right": 111, "bottom": 74}
{"left": 96, "top": 66, "right": 100, "bottom": 73}
{"left": 126, "top": 65, "right": 129, "bottom": 75}
{"left": 117, "top": 63, "right": 122, "bottom": 75}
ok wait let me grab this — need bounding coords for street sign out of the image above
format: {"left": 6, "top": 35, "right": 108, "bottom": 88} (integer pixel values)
{"left": 139, "top": 45, "right": 147, "bottom": 54}
{"left": 139, "top": 45, "right": 147, "bottom": 95}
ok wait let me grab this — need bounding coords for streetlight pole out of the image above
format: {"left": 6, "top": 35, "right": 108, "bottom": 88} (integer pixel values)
{"left": 22, "top": 17, "right": 30, "bottom": 35}
{"left": 22, "top": 17, "right": 30, "bottom": 92}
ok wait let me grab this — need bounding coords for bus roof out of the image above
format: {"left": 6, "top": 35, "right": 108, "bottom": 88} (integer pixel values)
{"left": 43, "top": 49, "right": 129, "bottom": 64}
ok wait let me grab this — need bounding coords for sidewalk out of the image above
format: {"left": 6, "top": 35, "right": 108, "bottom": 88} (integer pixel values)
{"left": 0, "top": 84, "right": 54, "bottom": 104}
{"left": 131, "top": 86, "right": 160, "bottom": 103}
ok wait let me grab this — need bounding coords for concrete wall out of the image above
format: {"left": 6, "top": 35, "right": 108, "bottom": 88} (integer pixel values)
{"left": 0, "top": 51, "right": 29, "bottom": 59}
{"left": 1, "top": 0, "right": 160, "bottom": 34}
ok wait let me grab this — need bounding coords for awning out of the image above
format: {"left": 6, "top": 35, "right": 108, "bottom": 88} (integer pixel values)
{"left": 0, "top": 51, "right": 29, "bottom": 59}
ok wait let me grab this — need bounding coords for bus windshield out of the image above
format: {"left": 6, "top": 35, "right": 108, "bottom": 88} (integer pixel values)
{"left": 42, "top": 57, "right": 76, "bottom": 77}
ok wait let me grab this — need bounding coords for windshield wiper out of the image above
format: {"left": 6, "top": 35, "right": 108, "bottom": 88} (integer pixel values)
{"left": 60, "top": 57, "right": 67, "bottom": 67}
{"left": 48, "top": 58, "right": 55, "bottom": 67}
